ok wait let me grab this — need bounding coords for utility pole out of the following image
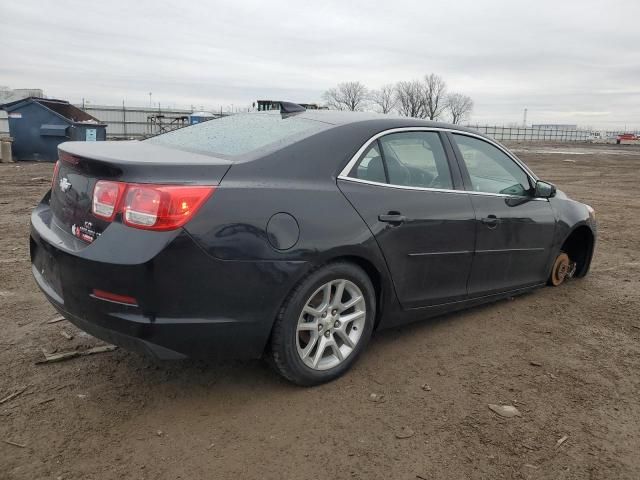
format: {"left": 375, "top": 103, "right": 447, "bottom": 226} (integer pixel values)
{"left": 523, "top": 108, "right": 528, "bottom": 127}
{"left": 149, "top": 92, "right": 152, "bottom": 108}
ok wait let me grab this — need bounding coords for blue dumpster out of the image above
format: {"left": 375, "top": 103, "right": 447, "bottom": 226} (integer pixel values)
{"left": 0, "top": 97, "right": 107, "bottom": 162}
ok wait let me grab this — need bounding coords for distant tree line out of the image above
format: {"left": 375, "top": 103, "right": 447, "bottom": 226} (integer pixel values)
{"left": 322, "top": 74, "right": 473, "bottom": 124}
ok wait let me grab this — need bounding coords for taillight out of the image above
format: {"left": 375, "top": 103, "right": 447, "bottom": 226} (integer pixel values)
{"left": 123, "top": 185, "right": 214, "bottom": 230}
{"left": 91, "top": 182, "right": 214, "bottom": 231}
{"left": 92, "top": 181, "right": 125, "bottom": 221}
{"left": 51, "top": 161, "right": 60, "bottom": 191}
{"left": 123, "top": 186, "right": 161, "bottom": 227}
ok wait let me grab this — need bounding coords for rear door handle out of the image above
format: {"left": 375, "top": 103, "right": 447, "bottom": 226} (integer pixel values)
{"left": 378, "top": 212, "right": 407, "bottom": 224}
{"left": 481, "top": 214, "right": 499, "bottom": 228}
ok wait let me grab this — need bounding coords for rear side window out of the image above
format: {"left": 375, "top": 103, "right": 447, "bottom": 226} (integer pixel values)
{"left": 146, "top": 112, "right": 326, "bottom": 157}
{"left": 352, "top": 142, "right": 386, "bottom": 183}
{"left": 379, "top": 132, "right": 452, "bottom": 189}
{"left": 350, "top": 131, "right": 453, "bottom": 190}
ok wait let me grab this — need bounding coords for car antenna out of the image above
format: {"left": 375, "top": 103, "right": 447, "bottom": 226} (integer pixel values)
{"left": 279, "top": 101, "right": 306, "bottom": 117}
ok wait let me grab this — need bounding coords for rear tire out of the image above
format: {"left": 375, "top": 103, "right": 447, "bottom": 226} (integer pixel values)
{"left": 269, "top": 262, "right": 375, "bottom": 386}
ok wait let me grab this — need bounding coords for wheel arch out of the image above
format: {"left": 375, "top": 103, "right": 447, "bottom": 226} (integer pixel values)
{"left": 329, "top": 254, "right": 386, "bottom": 330}
{"left": 560, "top": 223, "right": 595, "bottom": 277}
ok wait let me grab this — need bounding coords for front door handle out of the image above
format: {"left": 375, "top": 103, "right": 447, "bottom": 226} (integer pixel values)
{"left": 481, "top": 214, "right": 500, "bottom": 228}
{"left": 378, "top": 212, "right": 407, "bottom": 225}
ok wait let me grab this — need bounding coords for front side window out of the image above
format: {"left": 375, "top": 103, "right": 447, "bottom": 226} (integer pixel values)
{"left": 452, "top": 134, "right": 532, "bottom": 196}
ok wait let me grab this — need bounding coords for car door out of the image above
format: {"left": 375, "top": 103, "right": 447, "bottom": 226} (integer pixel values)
{"left": 447, "top": 132, "right": 556, "bottom": 296}
{"left": 338, "top": 130, "right": 476, "bottom": 309}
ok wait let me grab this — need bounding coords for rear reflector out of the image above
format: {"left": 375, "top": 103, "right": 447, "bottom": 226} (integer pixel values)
{"left": 90, "top": 182, "right": 214, "bottom": 231}
{"left": 91, "top": 288, "right": 138, "bottom": 306}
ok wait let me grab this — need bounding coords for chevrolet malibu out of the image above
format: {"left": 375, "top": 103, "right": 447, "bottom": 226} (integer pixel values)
{"left": 30, "top": 105, "right": 596, "bottom": 385}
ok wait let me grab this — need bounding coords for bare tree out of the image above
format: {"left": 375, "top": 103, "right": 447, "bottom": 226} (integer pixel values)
{"left": 446, "top": 93, "right": 474, "bottom": 124}
{"left": 322, "top": 81, "right": 368, "bottom": 111}
{"left": 369, "top": 84, "right": 397, "bottom": 114}
{"left": 423, "top": 73, "right": 447, "bottom": 120}
{"left": 395, "top": 80, "right": 426, "bottom": 118}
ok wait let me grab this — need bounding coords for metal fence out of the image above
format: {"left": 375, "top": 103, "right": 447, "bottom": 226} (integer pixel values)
{"left": 465, "top": 125, "right": 592, "bottom": 142}
{"left": 73, "top": 104, "right": 197, "bottom": 139}
{"left": 0, "top": 104, "right": 619, "bottom": 144}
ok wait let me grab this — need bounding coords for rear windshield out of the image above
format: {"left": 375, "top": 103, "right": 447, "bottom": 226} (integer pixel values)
{"left": 145, "top": 112, "right": 327, "bottom": 157}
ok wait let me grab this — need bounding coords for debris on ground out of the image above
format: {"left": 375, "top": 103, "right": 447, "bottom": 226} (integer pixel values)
{"left": 45, "top": 315, "right": 66, "bottom": 324}
{"left": 421, "top": 384, "right": 432, "bottom": 391}
{"left": 395, "top": 426, "right": 415, "bottom": 439}
{"left": 530, "top": 361, "right": 542, "bottom": 367}
{"left": 556, "top": 435, "right": 569, "bottom": 447}
{"left": 35, "top": 345, "right": 117, "bottom": 364}
{"left": 38, "top": 398, "right": 55, "bottom": 405}
{"left": 0, "top": 386, "right": 28, "bottom": 404}
{"left": 60, "top": 330, "right": 74, "bottom": 340}
{"left": 3, "top": 439, "right": 26, "bottom": 448}
{"left": 156, "top": 430, "right": 164, "bottom": 437}
{"left": 30, "top": 177, "right": 49, "bottom": 183}
{"left": 368, "top": 393, "right": 386, "bottom": 403}
{"left": 37, "top": 349, "right": 78, "bottom": 363}
{"left": 488, "top": 404, "right": 522, "bottom": 418}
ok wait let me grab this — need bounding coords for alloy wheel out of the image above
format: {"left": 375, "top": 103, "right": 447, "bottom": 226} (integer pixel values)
{"left": 296, "top": 279, "right": 366, "bottom": 370}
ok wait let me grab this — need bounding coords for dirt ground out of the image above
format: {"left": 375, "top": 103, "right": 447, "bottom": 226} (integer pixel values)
{"left": 1, "top": 142, "right": 639, "bottom": 480}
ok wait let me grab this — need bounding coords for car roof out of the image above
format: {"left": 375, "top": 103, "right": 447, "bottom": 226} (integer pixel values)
{"left": 297, "top": 110, "right": 485, "bottom": 137}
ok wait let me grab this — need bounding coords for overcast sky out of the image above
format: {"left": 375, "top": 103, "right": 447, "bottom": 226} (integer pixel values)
{"left": 1, "top": 0, "right": 639, "bottom": 128}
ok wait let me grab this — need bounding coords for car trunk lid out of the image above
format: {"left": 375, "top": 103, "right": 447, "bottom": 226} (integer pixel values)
{"left": 50, "top": 141, "right": 232, "bottom": 243}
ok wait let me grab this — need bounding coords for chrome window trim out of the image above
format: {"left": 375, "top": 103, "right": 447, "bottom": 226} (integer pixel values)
{"left": 338, "top": 126, "right": 540, "bottom": 191}
{"left": 337, "top": 176, "right": 548, "bottom": 201}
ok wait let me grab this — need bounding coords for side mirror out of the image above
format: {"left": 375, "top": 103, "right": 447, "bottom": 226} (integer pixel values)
{"left": 535, "top": 180, "right": 556, "bottom": 198}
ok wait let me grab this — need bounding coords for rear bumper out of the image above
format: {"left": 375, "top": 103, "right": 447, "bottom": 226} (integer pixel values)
{"left": 30, "top": 198, "right": 307, "bottom": 360}
{"left": 34, "top": 271, "right": 188, "bottom": 359}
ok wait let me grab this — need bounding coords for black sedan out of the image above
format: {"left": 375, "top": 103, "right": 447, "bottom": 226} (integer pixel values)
{"left": 30, "top": 105, "right": 596, "bottom": 385}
